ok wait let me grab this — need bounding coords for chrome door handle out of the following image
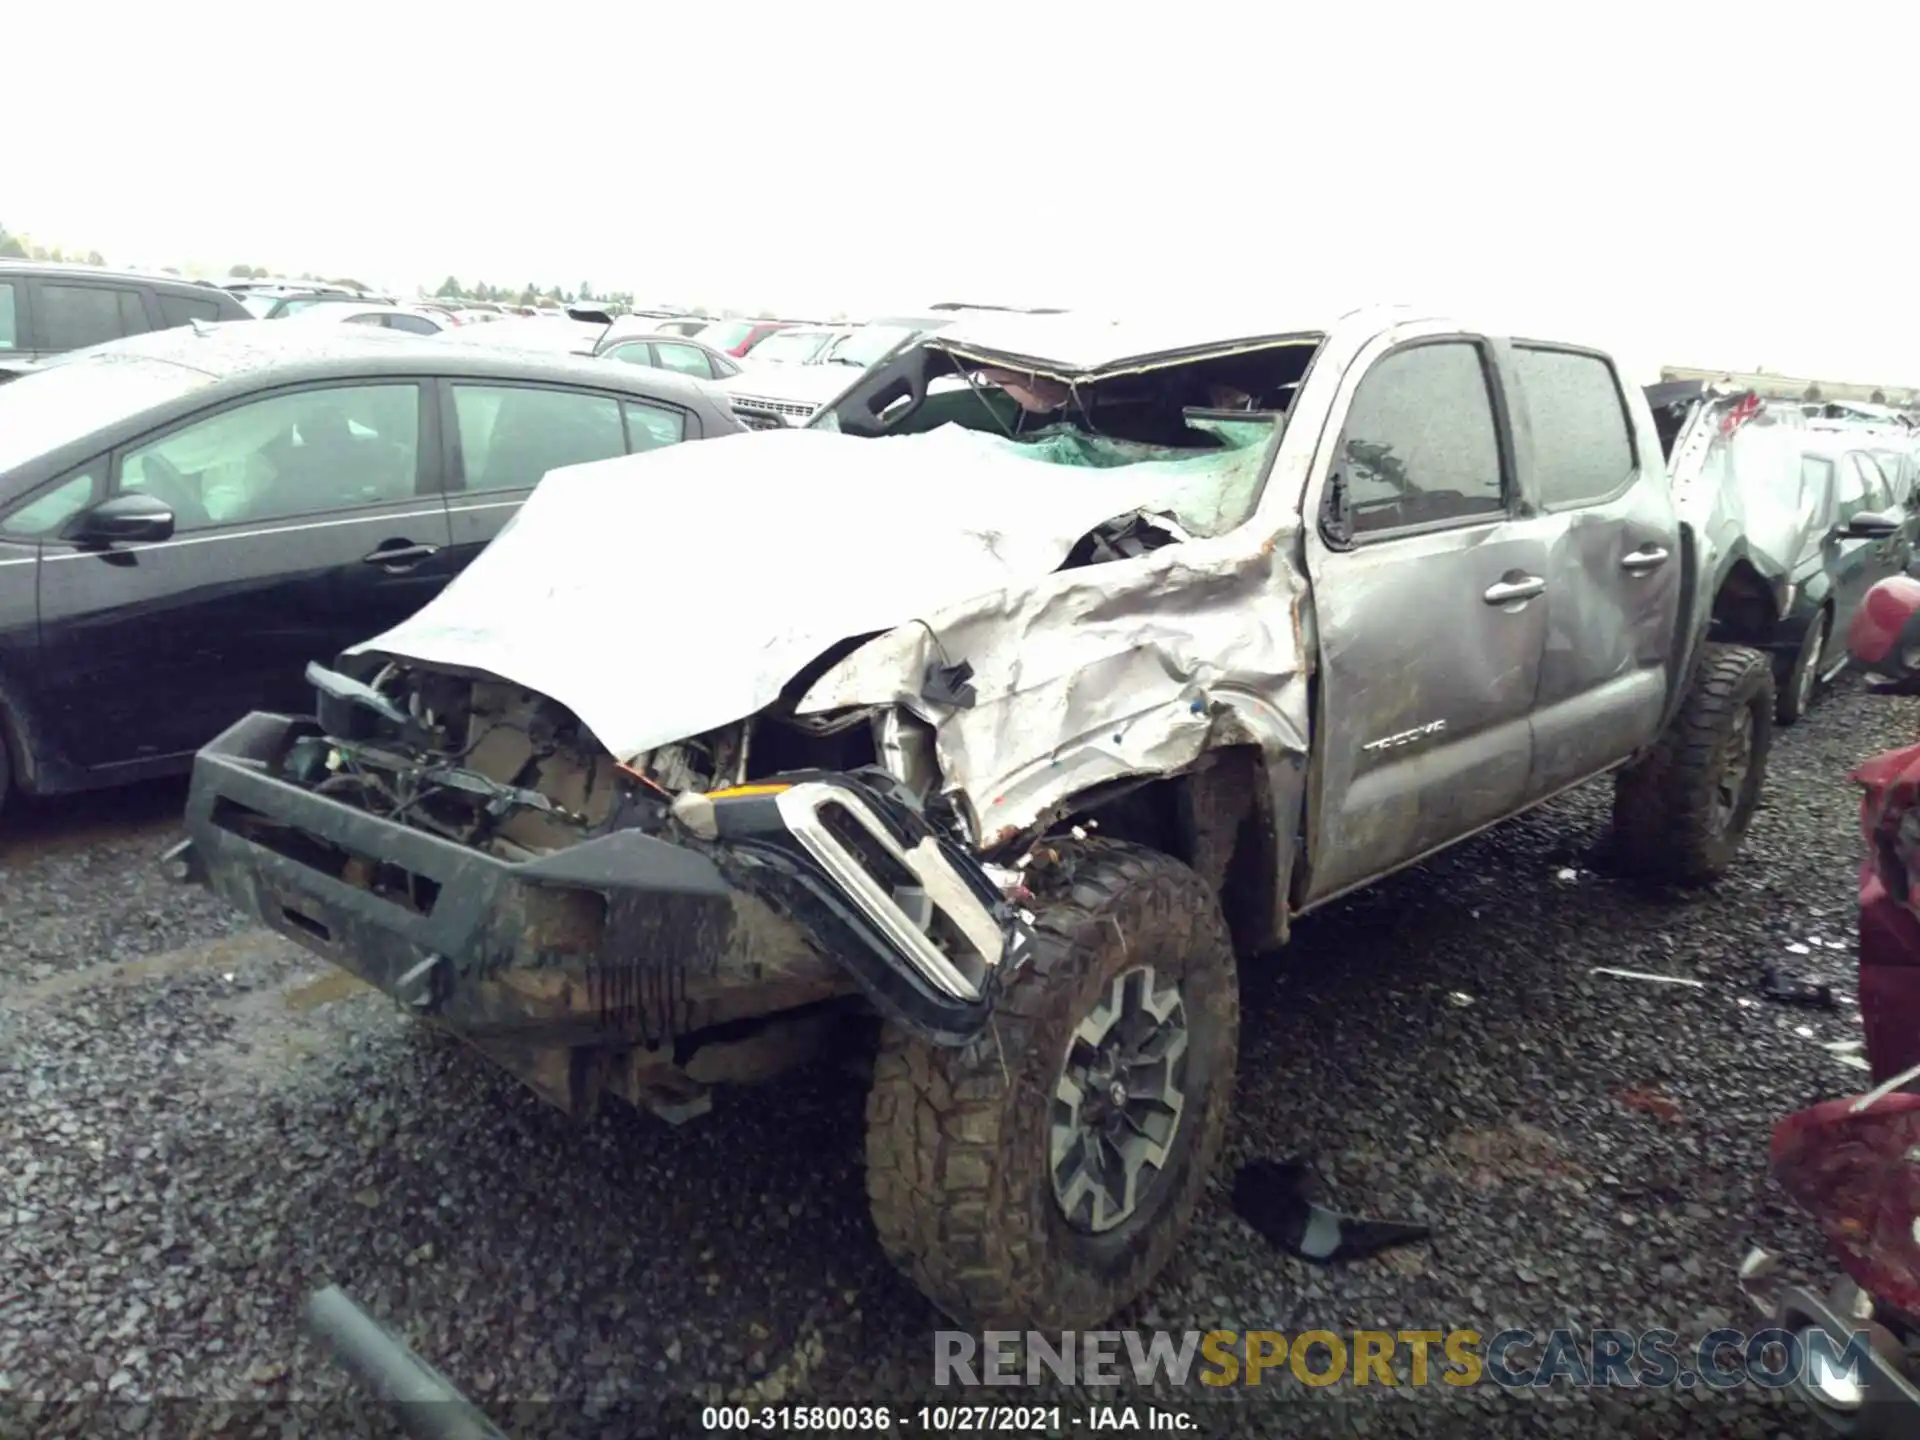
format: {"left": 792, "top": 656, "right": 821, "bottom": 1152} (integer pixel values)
{"left": 1621, "top": 546, "right": 1670, "bottom": 573}
{"left": 362, "top": 542, "right": 441, "bottom": 568}
{"left": 1484, "top": 575, "right": 1546, "bottom": 606}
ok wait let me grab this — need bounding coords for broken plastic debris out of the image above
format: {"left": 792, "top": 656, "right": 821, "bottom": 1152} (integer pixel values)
{"left": 1760, "top": 968, "right": 1837, "bottom": 1009}
{"left": 1785, "top": 942, "right": 1812, "bottom": 956}
{"left": 1591, "top": 966, "right": 1706, "bottom": 988}
{"left": 920, "top": 658, "right": 977, "bottom": 709}
{"left": 1231, "top": 1159, "right": 1431, "bottom": 1264}
{"left": 1556, "top": 867, "right": 1578, "bottom": 882}
{"left": 1736, "top": 1245, "right": 1782, "bottom": 1317}
{"left": 1446, "top": 991, "right": 1475, "bottom": 1009}
{"left": 981, "top": 864, "right": 1031, "bottom": 903}
{"left": 1795, "top": 1025, "right": 1816, "bottom": 1039}
{"left": 1849, "top": 1059, "right": 1920, "bottom": 1114}
{"left": 1837, "top": 1054, "right": 1874, "bottom": 1072}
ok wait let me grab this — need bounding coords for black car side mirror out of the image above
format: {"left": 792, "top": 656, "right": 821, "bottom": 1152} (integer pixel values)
{"left": 1843, "top": 508, "right": 1903, "bottom": 540}
{"left": 63, "top": 493, "right": 176, "bottom": 547}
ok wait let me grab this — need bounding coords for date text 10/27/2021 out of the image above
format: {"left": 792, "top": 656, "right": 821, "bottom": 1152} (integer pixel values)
{"left": 700, "top": 1406, "right": 1195, "bottom": 1431}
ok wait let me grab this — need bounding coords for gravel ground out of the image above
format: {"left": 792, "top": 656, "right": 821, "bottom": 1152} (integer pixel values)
{"left": 2, "top": 679, "right": 1906, "bottom": 1439}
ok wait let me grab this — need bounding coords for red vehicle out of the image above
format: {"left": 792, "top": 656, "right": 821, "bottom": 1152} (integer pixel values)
{"left": 691, "top": 317, "right": 793, "bottom": 357}
{"left": 1738, "top": 573, "right": 1920, "bottom": 1433}
{"left": 1756, "top": 1085, "right": 1920, "bottom": 1429}
{"left": 1848, "top": 574, "right": 1920, "bottom": 1086}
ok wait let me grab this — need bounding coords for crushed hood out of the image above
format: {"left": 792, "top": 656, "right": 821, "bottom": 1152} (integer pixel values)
{"left": 345, "top": 424, "right": 1271, "bottom": 765}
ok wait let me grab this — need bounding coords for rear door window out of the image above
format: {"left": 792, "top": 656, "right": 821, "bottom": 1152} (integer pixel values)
{"left": 387, "top": 313, "right": 440, "bottom": 335}
{"left": 654, "top": 342, "right": 713, "bottom": 379}
{"left": 1511, "top": 345, "right": 1637, "bottom": 508}
{"left": 37, "top": 283, "right": 152, "bottom": 350}
{"left": 602, "top": 342, "right": 657, "bottom": 367}
{"left": 452, "top": 384, "right": 627, "bottom": 493}
{"left": 156, "top": 292, "right": 223, "bottom": 327}
{"left": 624, "top": 400, "right": 685, "bottom": 450}
{"left": 0, "top": 281, "right": 18, "bottom": 350}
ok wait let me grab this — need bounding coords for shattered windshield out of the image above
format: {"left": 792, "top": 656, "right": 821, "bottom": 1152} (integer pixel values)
{"left": 0, "top": 355, "right": 220, "bottom": 476}
{"left": 987, "top": 412, "right": 1280, "bottom": 539}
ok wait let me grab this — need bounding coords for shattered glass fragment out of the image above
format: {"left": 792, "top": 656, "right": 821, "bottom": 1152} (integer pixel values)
{"left": 1231, "top": 1159, "right": 1431, "bottom": 1264}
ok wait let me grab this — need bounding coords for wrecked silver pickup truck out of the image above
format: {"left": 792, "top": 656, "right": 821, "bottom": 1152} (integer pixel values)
{"left": 171, "top": 307, "right": 1776, "bottom": 1330}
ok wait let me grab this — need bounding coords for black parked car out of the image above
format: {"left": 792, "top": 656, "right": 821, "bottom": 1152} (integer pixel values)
{"left": 0, "top": 263, "right": 253, "bottom": 379}
{"left": 1771, "top": 431, "right": 1920, "bottom": 722}
{"left": 0, "top": 324, "right": 746, "bottom": 813}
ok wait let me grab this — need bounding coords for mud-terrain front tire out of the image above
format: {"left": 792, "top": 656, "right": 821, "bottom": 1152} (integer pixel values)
{"left": 1612, "top": 642, "right": 1774, "bottom": 884}
{"left": 1775, "top": 608, "right": 1829, "bottom": 727}
{"left": 864, "top": 840, "right": 1238, "bottom": 1329}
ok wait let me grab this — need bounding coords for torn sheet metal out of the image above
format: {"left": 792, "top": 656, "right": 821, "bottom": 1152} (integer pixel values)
{"left": 1667, "top": 394, "right": 1821, "bottom": 609}
{"left": 797, "top": 536, "right": 1309, "bottom": 847}
{"left": 345, "top": 423, "right": 1312, "bottom": 835}
{"left": 1772, "top": 1090, "right": 1920, "bottom": 1316}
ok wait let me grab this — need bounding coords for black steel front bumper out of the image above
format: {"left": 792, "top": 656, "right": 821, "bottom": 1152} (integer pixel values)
{"left": 173, "top": 712, "right": 1024, "bottom": 1052}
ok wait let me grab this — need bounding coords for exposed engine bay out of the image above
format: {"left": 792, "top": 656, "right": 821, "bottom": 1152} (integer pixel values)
{"left": 295, "top": 658, "right": 958, "bottom": 865}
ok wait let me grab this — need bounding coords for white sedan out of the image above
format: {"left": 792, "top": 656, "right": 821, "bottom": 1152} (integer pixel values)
{"left": 280, "top": 303, "right": 450, "bottom": 336}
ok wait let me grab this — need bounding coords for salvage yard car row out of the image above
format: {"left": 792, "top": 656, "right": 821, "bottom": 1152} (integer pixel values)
{"left": 5, "top": 303, "right": 1920, "bottom": 1419}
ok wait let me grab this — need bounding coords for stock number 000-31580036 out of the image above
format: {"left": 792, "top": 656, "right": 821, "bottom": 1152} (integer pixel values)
{"left": 701, "top": 1406, "right": 1067, "bottom": 1431}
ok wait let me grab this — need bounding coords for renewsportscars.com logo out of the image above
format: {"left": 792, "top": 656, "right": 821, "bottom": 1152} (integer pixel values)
{"left": 935, "top": 1327, "right": 1873, "bottom": 1390}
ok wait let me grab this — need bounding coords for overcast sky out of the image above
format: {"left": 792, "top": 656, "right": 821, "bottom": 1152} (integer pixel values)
{"left": 9, "top": 3, "right": 1916, "bottom": 384}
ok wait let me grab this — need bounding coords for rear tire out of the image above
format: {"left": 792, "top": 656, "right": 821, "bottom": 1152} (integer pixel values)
{"left": 864, "top": 840, "right": 1238, "bottom": 1329}
{"left": 1775, "top": 609, "right": 1828, "bottom": 726}
{"left": 1612, "top": 642, "right": 1774, "bottom": 885}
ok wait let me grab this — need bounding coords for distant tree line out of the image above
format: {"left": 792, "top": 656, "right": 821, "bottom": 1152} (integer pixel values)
{"left": 429, "top": 275, "right": 673, "bottom": 314}
{"left": 1, "top": 223, "right": 779, "bottom": 321}
{"left": 0, "top": 220, "right": 105, "bottom": 267}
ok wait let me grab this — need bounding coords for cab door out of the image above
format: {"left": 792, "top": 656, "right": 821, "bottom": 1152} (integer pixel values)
{"left": 1300, "top": 330, "right": 1554, "bottom": 906}
{"left": 1508, "top": 344, "right": 1682, "bottom": 796}
{"left": 33, "top": 380, "right": 452, "bottom": 767}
